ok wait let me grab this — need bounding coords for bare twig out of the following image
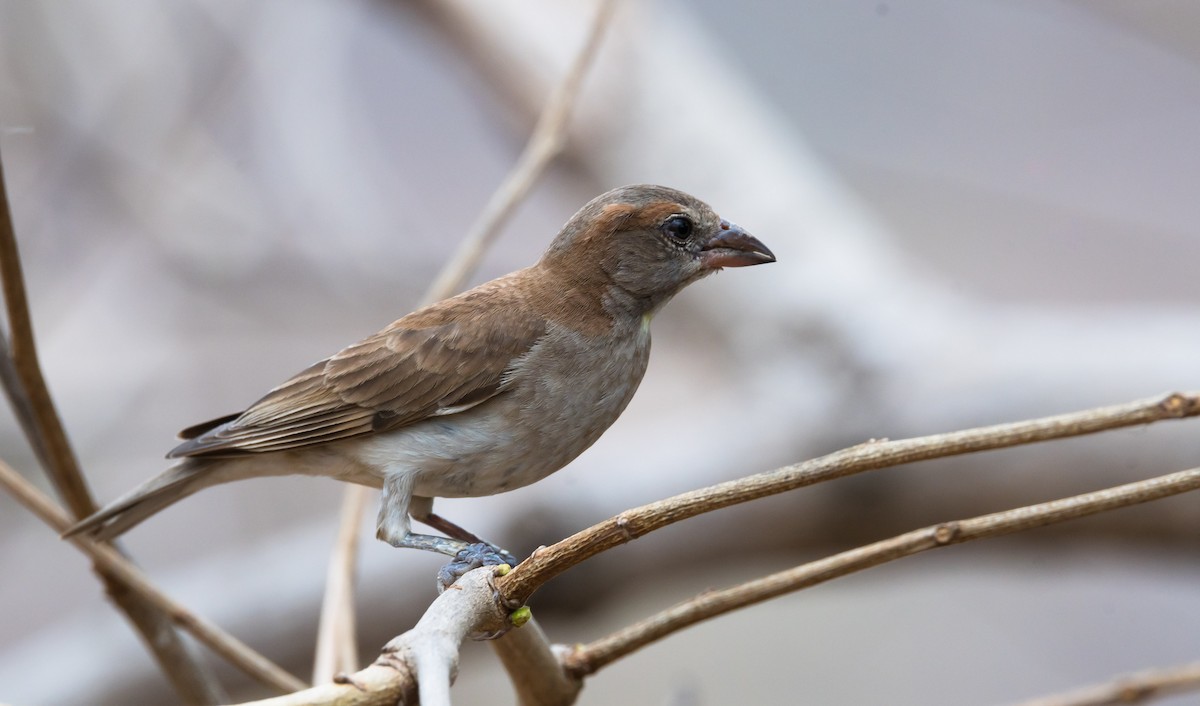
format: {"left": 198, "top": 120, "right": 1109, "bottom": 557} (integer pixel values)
{"left": 314, "top": 0, "right": 618, "bottom": 683}
{"left": 497, "top": 391, "right": 1200, "bottom": 602}
{"left": 1011, "top": 659, "right": 1200, "bottom": 706}
{"left": 0, "top": 333, "right": 49, "bottom": 468}
{"left": 312, "top": 489, "right": 365, "bottom": 684}
{"left": 562, "top": 468, "right": 1200, "bottom": 676}
{"left": 421, "top": 0, "right": 617, "bottom": 304}
{"left": 0, "top": 457, "right": 307, "bottom": 694}
{"left": 0, "top": 148, "right": 227, "bottom": 702}
{"left": 0, "top": 160, "right": 92, "bottom": 517}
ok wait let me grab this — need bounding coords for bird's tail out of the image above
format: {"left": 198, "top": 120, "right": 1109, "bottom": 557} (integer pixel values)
{"left": 63, "top": 459, "right": 220, "bottom": 542}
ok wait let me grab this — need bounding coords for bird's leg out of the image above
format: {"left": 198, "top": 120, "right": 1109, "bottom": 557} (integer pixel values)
{"left": 376, "top": 474, "right": 469, "bottom": 558}
{"left": 379, "top": 476, "right": 517, "bottom": 591}
{"left": 413, "top": 505, "right": 487, "bottom": 545}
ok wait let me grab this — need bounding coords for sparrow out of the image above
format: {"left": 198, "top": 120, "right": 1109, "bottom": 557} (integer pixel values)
{"left": 66, "top": 184, "right": 775, "bottom": 570}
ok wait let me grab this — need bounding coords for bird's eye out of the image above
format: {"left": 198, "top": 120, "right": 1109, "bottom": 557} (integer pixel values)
{"left": 661, "top": 215, "right": 693, "bottom": 240}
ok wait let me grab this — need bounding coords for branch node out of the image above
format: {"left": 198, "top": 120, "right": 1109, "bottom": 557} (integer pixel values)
{"left": 1158, "top": 392, "right": 1191, "bottom": 417}
{"left": 1119, "top": 683, "right": 1152, "bottom": 701}
{"left": 849, "top": 437, "right": 889, "bottom": 451}
{"left": 932, "top": 522, "right": 960, "bottom": 545}
{"left": 615, "top": 513, "right": 636, "bottom": 540}
{"left": 559, "top": 644, "right": 587, "bottom": 678}
{"left": 332, "top": 673, "right": 367, "bottom": 692}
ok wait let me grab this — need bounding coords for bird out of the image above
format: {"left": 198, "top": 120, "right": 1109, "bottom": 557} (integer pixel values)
{"left": 65, "top": 184, "right": 775, "bottom": 574}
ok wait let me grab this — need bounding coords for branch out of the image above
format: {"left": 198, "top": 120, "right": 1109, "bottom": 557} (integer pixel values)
{"left": 497, "top": 391, "right": 1200, "bottom": 602}
{"left": 315, "top": 0, "right": 618, "bottom": 685}
{"left": 491, "top": 618, "right": 582, "bottom": 706}
{"left": 0, "top": 158, "right": 93, "bottom": 517}
{"left": 1011, "top": 659, "right": 1200, "bottom": 706}
{"left": 0, "top": 332, "right": 49, "bottom": 468}
{"left": 312, "top": 489, "right": 364, "bottom": 684}
{"left": 242, "top": 567, "right": 512, "bottom": 706}
{"left": 0, "top": 457, "right": 307, "bottom": 694}
{"left": 421, "top": 0, "right": 617, "bottom": 305}
{"left": 561, "top": 468, "right": 1200, "bottom": 676}
{"left": 0, "top": 145, "right": 227, "bottom": 702}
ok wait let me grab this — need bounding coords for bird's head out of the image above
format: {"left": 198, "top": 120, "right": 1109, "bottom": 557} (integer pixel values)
{"left": 541, "top": 184, "right": 775, "bottom": 315}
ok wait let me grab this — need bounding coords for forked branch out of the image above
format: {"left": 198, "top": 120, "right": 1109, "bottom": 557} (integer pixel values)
{"left": 496, "top": 392, "right": 1200, "bottom": 602}
{"left": 0, "top": 457, "right": 306, "bottom": 694}
{"left": 242, "top": 566, "right": 512, "bottom": 706}
{"left": 561, "top": 468, "right": 1200, "bottom": 676}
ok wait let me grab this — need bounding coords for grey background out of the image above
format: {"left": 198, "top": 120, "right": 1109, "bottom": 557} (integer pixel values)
{"left": 0, "top": 1, "right": 1197, "bottom": 704}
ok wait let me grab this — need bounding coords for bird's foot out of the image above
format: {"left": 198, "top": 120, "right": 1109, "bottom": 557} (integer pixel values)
{"left": 437, "top": 541, "right": 521, "bottom": 593}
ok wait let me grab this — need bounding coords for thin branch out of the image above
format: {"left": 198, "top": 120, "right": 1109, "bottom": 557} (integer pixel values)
{"left": 0, "top": 146, "right": 227, "bottom": 702}
{"left": 0, "top": 333, "right": 50, "bottom": 468}
{"left": 497, "top": 392, "right": 1200, "bottom": 603}
{"left": 562, "top": 468, "right": 1200, "bottom": 676}
{"left": 0, "top": 456, "right": 307, "bottom": 694}
{"left": 315, "top": 0, "right": 618, "bottom": 682}
{"left": 0, "top": 158, "right": 94, "bottom": 517}
{"left": 421, "top": 0, "right": 617, "bottom": 305}
{"left": 312, "top": 489, "right": 365, "bottom": 684}
{"left": 316, "top": 487, "right": 370, "bottom": 676}
{"left": 1011, "top": 660, "right": 1200, "bottom": 706}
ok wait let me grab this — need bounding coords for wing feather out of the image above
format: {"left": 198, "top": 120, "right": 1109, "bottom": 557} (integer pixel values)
{"left": 168, "top": 274, "right": 546, "bottom": 458}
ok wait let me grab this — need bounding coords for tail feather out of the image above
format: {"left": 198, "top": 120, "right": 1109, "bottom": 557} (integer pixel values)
{"left": 63, "top": 462, "right": 213, "bottom": 541}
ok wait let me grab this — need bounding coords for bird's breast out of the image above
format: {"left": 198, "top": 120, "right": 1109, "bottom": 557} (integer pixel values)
{"left": 509, "top": 321, "right": 651, "bottom": 452}
{"left": 385, "top": 320, "right": 651, "bottom": 499}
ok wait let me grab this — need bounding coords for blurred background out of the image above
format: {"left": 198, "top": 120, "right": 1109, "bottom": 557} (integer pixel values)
{"left": 1, "top": 1, "right": 1198, "bottom": 704}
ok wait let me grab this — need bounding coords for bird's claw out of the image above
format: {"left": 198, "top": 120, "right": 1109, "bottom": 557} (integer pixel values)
{"left": 436, "top": 541, "right": 521, "bottom": 592}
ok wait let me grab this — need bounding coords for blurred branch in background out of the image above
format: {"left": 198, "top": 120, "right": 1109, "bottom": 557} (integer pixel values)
{"left": 0, "top": 456, "right": 305, "bottom": 694}
{"left": 0, "top": 146, "right": 228, "bottom": 703}
{"left": 1012, "top": 660, "right": 1200, "bottom": 706}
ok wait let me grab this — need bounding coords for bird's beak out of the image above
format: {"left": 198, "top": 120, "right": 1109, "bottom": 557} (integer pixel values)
{"left": 700, "top": 221, "right": 776, "bottom": 269}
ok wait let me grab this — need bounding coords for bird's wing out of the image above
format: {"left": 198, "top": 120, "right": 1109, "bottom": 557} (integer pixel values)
{"left": 168, "top": 279, "right": 547, "bottom": 458}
